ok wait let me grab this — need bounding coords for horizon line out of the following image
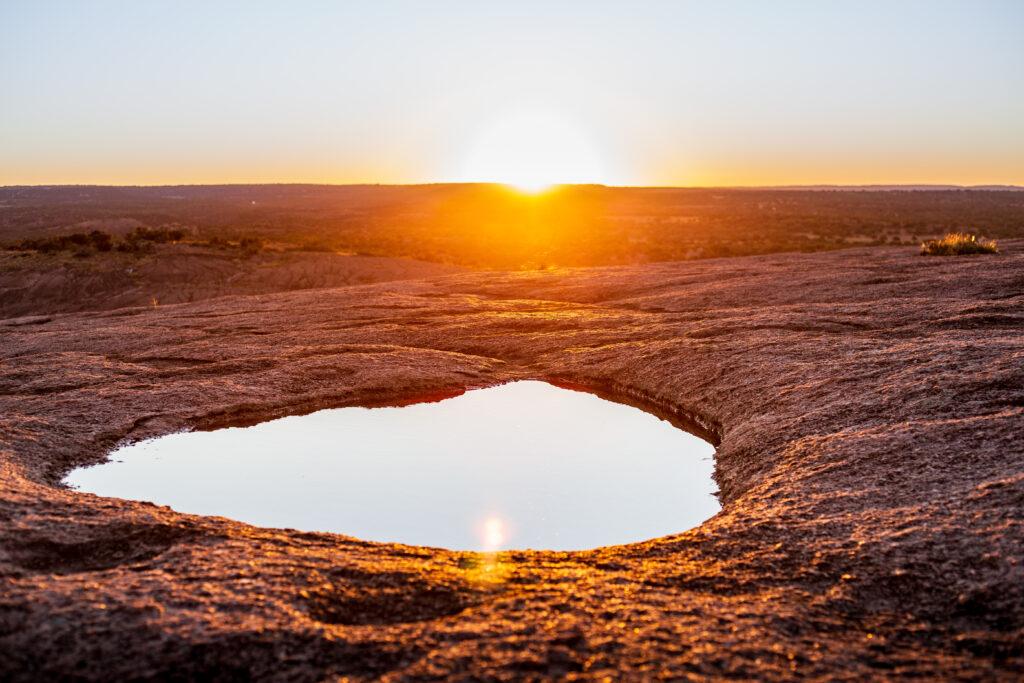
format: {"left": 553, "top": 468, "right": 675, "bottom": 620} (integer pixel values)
{"left": 3, "top": 182, "right": 1023, "bottom": 192}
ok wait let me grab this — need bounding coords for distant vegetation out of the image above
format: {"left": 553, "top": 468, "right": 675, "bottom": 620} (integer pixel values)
{"left": 1, "top": 185, "right": 1022, "bottom": 269}
{"left": 3, "top": 225, "right": 267, "bottom": 257}
{"left": 920, "top": 233, "right": 998, "bottom": 256}
{"left": 4, "top": 230, "right": 118, "bottom": 256}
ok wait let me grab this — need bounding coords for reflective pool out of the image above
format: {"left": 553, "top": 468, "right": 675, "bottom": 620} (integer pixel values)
{"left": 65, "top": 381, "right": 718, "bottom": 551}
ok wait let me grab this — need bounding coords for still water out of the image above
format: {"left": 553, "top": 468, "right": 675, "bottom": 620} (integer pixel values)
{"left": 66, "top": 381, "right": 718, "bottom": 551}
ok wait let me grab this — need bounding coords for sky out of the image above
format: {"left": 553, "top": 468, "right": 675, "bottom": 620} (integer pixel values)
{"left": 1, "top": 0, "right": 1022, "bottom": 187}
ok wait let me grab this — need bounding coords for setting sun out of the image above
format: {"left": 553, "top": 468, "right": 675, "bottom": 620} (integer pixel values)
{"left": 459, "top": 109, "right": 609, "bottom": 192}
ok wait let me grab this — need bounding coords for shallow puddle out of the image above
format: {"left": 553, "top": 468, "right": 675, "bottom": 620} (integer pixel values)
{"left": 66, "top": 381, "right": 719, "bottom": 551}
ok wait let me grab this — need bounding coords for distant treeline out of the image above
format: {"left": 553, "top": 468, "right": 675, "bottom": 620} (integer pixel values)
{"left": 4, "top": 226, "right": 264, "bottom": 256}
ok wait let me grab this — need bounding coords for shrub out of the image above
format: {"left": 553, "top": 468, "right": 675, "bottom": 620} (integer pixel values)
{"left": 239, "top": 235, "right": 265, "bottom": 252}
{"left": 127, "top": 226, "right": 172, "bottom": 243}
{"left": 295, "top": 238, "right": 335, "bottom": 252}
{"left": 89, "top": 230, "right": 114, "bottom": 251}
{"left": 36, "top": 237, "right": 64, "bottom": 253}
{"left": 116, "top": 239, "right": 152, "bottom": 254}
{"left": 921, "top": 232, "right": 998, "bottom": 256}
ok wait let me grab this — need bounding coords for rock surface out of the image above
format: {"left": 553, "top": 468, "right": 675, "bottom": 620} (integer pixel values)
{"left": 1, "top": 243, "right": 1022, "bottom": 680}
{"left": 0, "top": 246, "right": 463, "bottom": 317}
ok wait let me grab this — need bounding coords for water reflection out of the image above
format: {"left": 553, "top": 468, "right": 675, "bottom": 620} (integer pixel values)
{"left": 66, "top": 381, "right": 718, "bottom": 550}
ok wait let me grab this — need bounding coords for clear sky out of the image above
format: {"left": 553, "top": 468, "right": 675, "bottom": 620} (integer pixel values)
{"left": 2, "top": 1, "right": 1022, "bottom": 186}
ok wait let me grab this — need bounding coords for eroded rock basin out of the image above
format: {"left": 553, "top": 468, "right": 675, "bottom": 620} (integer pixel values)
{"left": 66, "top": 381, "right": 718, "bottom": 550}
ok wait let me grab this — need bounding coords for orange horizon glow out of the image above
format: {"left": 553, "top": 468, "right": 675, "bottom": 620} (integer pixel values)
{"left": 4, "top": 157, "right": 1022, "bottom": 189}
{"left": 4, "top": 179, "right": 1019, "bottom": 189}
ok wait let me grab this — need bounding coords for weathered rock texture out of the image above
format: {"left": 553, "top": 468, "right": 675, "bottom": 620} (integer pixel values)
{"left": 0, "top": 247, "right": 463, "bottom": 317}
{"left": 1, "top": 243, "right": 1022, "bottom": 680}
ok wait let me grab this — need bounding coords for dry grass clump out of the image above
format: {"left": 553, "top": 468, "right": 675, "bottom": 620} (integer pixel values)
{"left": 921, "top": 232, "right": 998, "bottom": 256}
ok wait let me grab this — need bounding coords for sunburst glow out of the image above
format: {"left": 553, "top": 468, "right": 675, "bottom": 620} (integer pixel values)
{"left": 481, "top": 516, "right": 507, "bottom": 551}
{"left": 460, "top": 109, "right": 608, "bottom": 192}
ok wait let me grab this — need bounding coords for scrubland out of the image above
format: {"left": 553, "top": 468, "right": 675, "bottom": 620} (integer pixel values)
{"left": 3, "top": 184, "right": 1021, "bottom": 269}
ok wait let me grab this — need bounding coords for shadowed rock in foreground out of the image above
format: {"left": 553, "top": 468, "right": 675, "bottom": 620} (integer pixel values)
{"left": 1, "top": 243, "right": 1022, "bottom": 680}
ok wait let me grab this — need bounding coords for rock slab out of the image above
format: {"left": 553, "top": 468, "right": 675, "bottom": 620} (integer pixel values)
{"left": 1, "top": 244, "right": 1022, "bottom": 680}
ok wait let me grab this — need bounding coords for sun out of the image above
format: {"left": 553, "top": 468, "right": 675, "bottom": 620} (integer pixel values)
{"left": 459, "top": 108, "right": 608, "bottom": 193}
